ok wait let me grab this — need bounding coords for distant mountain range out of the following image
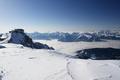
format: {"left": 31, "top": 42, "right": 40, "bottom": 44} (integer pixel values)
{"left": 27, "top": 30, "right": 120, "bottom": 42}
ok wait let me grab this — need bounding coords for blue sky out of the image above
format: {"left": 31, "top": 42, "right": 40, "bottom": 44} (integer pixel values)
{"left": 0, "top": 0, "right": 120, "bottom": 32}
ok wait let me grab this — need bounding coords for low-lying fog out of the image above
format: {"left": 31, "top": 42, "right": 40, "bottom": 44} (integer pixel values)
{"left": 35, "top": 40, "right": 120, "bottom": 54}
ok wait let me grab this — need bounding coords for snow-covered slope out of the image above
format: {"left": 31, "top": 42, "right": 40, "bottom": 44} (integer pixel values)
{"left": 0, "top": 43, "right": 72, "bottom": 80}
{"left": 0, "top": 40, "right": 120, "bottom": 80}
{"left": 68, "top": 59, "right": 120, "bottom": 80}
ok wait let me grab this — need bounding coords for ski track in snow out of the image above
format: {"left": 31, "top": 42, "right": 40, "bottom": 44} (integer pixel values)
{"left": 0, "top": 43, "right": 74, "bottom": 80}
{"left": 44, "top": 69, "right": 67, "bottom": 80}
{"left": 0, "top": 40, "right": 120, "bottom": 80}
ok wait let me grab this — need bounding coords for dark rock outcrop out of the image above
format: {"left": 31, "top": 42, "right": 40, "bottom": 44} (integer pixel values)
{"left": 76, "top": 48, "right": 120, "bottom": 60}
{"left": 3, "top": 29, "right": 54, "bottom": 50}
{"left": 0, "top": 45, "right": 6, "bottom": 48}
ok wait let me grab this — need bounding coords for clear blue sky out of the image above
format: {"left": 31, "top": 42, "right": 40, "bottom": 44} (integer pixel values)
{"left": 0, "top": 0, "right": 120, "bottom": 32}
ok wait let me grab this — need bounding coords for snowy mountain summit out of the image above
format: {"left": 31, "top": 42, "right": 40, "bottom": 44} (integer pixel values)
{"left": 0, "top": 29, "right": 54, "bottom": 50}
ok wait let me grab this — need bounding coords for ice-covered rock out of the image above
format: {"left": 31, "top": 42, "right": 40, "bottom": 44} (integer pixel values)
{"left": 0, "top": 45, "right": 5, "bottom": 48}
{"left": 0, "top": 29, "right": 54, "bottom": 50}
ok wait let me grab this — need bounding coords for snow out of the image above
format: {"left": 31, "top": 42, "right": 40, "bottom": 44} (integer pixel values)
{"left": 0, "top": 43, "right": 72, "bottom": 80}
{"left": 0, "top": 33, "right": 11, "bottom": 44}
{"left": 68, "top": 59, "right": 120, "bottom": 80}
{"left": 1, "top": 34, "right": 7, "bottom": 39}
{"left": 0, "top": 40, "right": 120, "bottom": 80}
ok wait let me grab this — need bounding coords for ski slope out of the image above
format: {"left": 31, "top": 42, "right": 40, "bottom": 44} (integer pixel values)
{"left": 0, "top": 43, "right": 72, "bottom": 80}
{"left": 0, "top": 40, "right": 120, "bottom": 80}
{"left": 68, "top": 59, "right": 120, "bottom": 80}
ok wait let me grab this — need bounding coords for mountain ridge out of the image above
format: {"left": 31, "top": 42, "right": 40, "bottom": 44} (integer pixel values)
{"left": 27, "top": 30, "right": 120, "bottom": 42}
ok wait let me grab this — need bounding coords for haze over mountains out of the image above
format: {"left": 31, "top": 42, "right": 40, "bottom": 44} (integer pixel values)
{"left": 27, "top": 30, "right": 120, "bottom": 42}
{"left": 1, "top": 29, "right": 120, "bottom": 42}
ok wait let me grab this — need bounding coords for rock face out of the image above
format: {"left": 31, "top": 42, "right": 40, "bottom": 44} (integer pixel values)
{"left": 76, "top": 48, "right": 120, "bottom": 60}
{"left": 5, "top": 29, "right": 54, "bottom": 50}
{"left": 0, "top": 45, "right": 6, "bottom": 48}
{"left": 8, "top": 29, "right": 33, "bottom": 46}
